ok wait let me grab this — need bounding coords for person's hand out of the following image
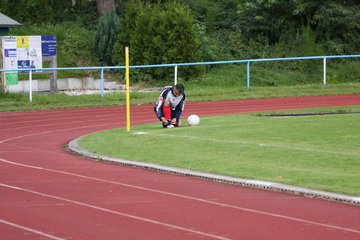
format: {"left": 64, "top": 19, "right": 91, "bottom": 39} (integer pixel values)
{"left": 171, "top": 118, "right": 177, "bottom": 125}
{"left": 161, "top": 117, "right": 168, "bottom": 124}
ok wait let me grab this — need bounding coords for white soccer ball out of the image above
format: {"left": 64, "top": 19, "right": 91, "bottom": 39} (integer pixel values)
{"left": 187, "top": 114, "right": 200, "bottom": 126}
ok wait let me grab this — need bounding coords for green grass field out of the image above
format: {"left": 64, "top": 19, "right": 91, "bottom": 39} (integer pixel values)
{"left": 2, "top": 67, "right": 360, "bottom": 196}
{"left": 79, "top": 108, "right": 360, "bottom": 196}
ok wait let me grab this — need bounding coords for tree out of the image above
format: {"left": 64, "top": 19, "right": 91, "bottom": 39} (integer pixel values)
{"left": 235, "top": 0, "right": 360, "bottom": 54}
{"left": 96, "top": 0, "right": 116, "bottom": 16}
{"left": 113, "top": 0, "right": 143, "bottom": 66}
{"left": 0, "top": 0, "right": 98, "bottom": 25}
{"left": 94, "top": 11, "right": 120, "bottom": 65}
{"left": 114, "top": 1, "right": 202, "bottom": 81}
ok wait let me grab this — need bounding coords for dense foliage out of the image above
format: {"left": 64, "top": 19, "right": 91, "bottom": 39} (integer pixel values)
{"left": 235, "top": 0, "right": 360, "bottom": 55}
{"left": 114, "top": 0, "right": 202, "bottom": 81}
{"left": 94, "top": 11, "right": 120, "bottom": 65}
{"left": 0, "top": 0, "right": 99, "bottom": 27}
{"left": 185, "top": 0, "right": 360, "bottom": 59}
{"left": 1, "top": 0, "right": 359, "bottom": 83}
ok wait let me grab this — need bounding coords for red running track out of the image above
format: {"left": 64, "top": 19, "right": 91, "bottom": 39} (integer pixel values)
{"left": 0, "top": 94, "right": 360, "bottom": 240}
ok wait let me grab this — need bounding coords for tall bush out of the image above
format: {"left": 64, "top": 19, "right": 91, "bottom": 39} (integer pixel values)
{"left": 94, "top": 11, "right": 120, "bottom": 65}
{"left": 114, "top": 1, "right": 202, "bottom": 82}
{"left": 113, "top": 0, "right": 142, "bottom": 66}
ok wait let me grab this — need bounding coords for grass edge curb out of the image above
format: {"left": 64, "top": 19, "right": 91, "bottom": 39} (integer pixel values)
{"left": 68, "top": 135, "right": 360, "bottom": 206}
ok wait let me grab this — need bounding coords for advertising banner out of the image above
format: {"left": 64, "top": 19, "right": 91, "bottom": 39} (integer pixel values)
{"left": 42, "top": 35, "right": 57, "bottom": 56}
{"left": 16, "top": 35, "right": 43, "bottom": 72}
{"left": 2, "top": 36, "right": 18, "bottom": 85}
{"left": 1, "top": 35, "right": 56, "bottom": 87}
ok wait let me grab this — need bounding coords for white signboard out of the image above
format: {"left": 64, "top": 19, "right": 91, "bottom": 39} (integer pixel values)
{"left": 16, "top": 35, "right": 43, "bottom": 72}
{"left": 1, "top": 35, "right": 44, "bottom": 86}
{"left": 2, "top": 36, "right": 18, "bottom": 85}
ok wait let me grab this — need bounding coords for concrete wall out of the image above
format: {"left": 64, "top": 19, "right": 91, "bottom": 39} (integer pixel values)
{"left": 7, "top": 77, "right": 124, "bottom": 92}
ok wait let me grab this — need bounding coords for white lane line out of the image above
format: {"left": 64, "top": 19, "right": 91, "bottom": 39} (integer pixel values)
{"left": 1, "top": 158, "right": 359, "bottom": 235}
{"left": 0, "top": 117, "right": 153, "bottom": 144}
{"left": 0, "top": 219, "right": 65, "bottom": 240}
{"left": 0, "top": 122, "right": 118, "bottom": 144}
{"left": 0, "top": 115, "right": 119, "bottom": 132}
{"left": 0, "top": 107, "right": 122, "bottom": 122}
{"left": 0, "top": 183, "right": 231, "bottom": 240}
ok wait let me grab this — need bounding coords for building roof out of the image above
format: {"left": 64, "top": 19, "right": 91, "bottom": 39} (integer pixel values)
{"left": 0, "top": 12, "right": 22, "bottom": 27}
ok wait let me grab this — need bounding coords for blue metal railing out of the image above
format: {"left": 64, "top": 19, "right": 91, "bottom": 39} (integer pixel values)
{"left": 129, "top": 54, "right": 360, "bottom": 88}
{"left": 1, "top": 54, "right": 360, "bottom": 102}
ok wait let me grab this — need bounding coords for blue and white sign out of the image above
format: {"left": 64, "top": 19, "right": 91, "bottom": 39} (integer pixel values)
{"left": 18, "top": 60, "right": 30, "bottom": 73}
{"left": 41, "top": 35, "right": 56, "bottom": 56}
{"left": 4, "top": 48, "right": 17, "bottom": 58}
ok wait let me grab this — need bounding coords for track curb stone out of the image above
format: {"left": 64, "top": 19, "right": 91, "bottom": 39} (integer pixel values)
{"left": 69, "top": 135, "right": 360, "bottom": 206}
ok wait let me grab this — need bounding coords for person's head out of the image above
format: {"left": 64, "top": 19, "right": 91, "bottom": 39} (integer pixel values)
{"left": 173, "top": 83, "right": 184, "bottom": 97}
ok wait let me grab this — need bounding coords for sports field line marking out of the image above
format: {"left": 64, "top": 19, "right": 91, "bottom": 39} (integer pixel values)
{"left": 0, "top": 122, "right": 118, "bottom": 144}
{"left": 1, "top": 158, "right": 359, "bottom": 235}
{"left": 0, "top": 183, "right": 231, "bottom": 240}
{"left": 0, "top": 106, "right": 122, "bottom": 121}
{"left": 0, "top": 117, "right": 154, "bottom": 144}
{"left": 150, "top": 132, "right": 359, "bottom": 157}
{"left": 0, "top": 115, "right": 119, "bottom": 132}
{"left": 0, "top": 112, "right": 112, "bottom": 126}
{"left": 0, "top": 219, "right": 65, "bottom": 240}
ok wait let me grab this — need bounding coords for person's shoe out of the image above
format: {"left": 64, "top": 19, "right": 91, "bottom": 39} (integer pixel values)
{"left": 162, "top": 120, "right": 174, "bottom": 128}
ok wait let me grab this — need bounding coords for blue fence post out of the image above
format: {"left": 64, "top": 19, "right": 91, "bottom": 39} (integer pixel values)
{"left": 323, "top": 57, "right": 327, "bottom": 85}
{"left": 174, "top": 65, "right": 178, "bottom": 85}
{"left": 246, "top": 61, "right": 250, "bottom": 89}
{"left": 100, "top": 68, "right": 104, "bottom": 99}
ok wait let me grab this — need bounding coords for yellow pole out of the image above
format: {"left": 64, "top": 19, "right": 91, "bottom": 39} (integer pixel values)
{"left": 125, "top": 47, "right": 131, "bottom": 132}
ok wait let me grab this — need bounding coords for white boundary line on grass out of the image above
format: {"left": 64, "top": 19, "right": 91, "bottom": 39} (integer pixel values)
{"left": 69, "top": 136, "right": 360, "bottom": 206}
